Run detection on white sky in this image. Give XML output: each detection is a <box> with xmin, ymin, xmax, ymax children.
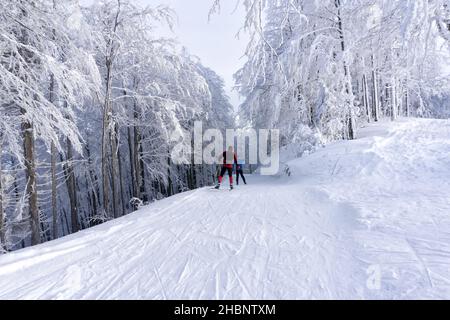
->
<box><xmin>141</xmin><ymin>0</ymin><xmax>249</xmax><ymax>110</ymax></box>
<box><xmin>79</xmin><ymin>0</ymin><xmax>248</xmax><ymax>109</ymax></box>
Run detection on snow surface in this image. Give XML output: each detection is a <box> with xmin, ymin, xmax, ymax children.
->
<box><xmin>0</xmin><ymin>118</ymin><xmax>449</xmax><ymax>299</ymax></box>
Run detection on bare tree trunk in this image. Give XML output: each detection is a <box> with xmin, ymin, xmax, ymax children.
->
<box><xmin>66</xmin><ymin>137</ymin><xmax>79</xmax><ymax>233</ymax></box>
<box><xmin>51</xmin><ymin>142</ymin><xmax>58</xmax><ymax>239</ymax></box>
<box><xmin>167</xmin><ymin>149</ymin><xmax>173</xmax><ymax>197</ymax></box>
<box><xmin>50</xmin><ymin>0</ymin><xmax>59</xmax><ymax>240</ymax></box>
<box><xmin>101</xmin><ymin>60</ymin><xmax>113</xmax><ymax>217</ymax></box>
<box><xmin>371</xmin><ymin>55</ymin><xmax>380</xmax><ymax>122</ymax></box>
<box><xmin>127</xmin><ymin>126</ymin><xmax>136</xmax><ymax>199</ymax></box>
<box><xmin>101</xmin><ymin>1</ymin><xmax>122</xmax><ymax>218</ymax></box>
<box><xmin>0</xmin><ymin>137</ymin><xmax>5</xmax><ymax>251</ymax></box>
<box><xmin>138</xmin><ymin>136</ymin><xmax>147</xmax><ymax>203</ymax></box>
<box><xmin>118</xmin><ymin>149</ymin><xmax>126</xmax><ymax>215</ymax></box>
<box><xmin>405</xmin><ymin>85</ymin><xmax>410</xmax><ymax>117</ymax></box>
<box><xmin>61</xmin><ymin>207</ymin><xmax>70</xmax><ymax>236</ymax></box>
<box><xmin>125</xmin><ymin>88</ymin><xmax>137</xmax><ymax>207</ymax></box>
<box><xmin>335</xmin><ymin>0</ymin><xmax>355</xmax><ymax>140</ymax></box>
<box><xmin>85</xmin><ymin>144</ymin><xmax>100</xmax><ymax>224</ymax></box>
<box><xmin>115</xmin><ymin>124</ymin><xmax>125</xmax><ymax>216</ymax></box>
<box><xmin>48</xmin><ymin>72</ymin><xmax>59</xmax><ymax>239</ymax></box>
<box><xmin>75</xmin><ymin>179</ymin><xmax>84</xmax><ymax>229</ymax></box>
<box><xmin>22</xmin><ymin>116</ymin><xmax>40</xmax><ymax>245</ymax></box>
<box><xmin>133</xmin><ymin>104</ymin><xmax>142</xmax><ymax>200</ymax></box>
<box><xmin>15</xmin><ymin>6</ymin><xmax>40</xmax><ymax>245</ymax></box>
<box><xmin>363</xmin><ymin>74</ymin><xmax>371</xmax><ymax>123</ymax></box>
<box><xmin>391</xmin><ymin>78</ymin><xmax>397</xmax><ymax>121</ymax></box>
<box><xmin>189</xmin><ymin>137</ymin><xmax>197</xmax><ymax>189</ymax></box>
<box><xmin>110</xmin><ymin>122</ymin><xmax>120</xmax><ymax>218</ymax></box>
<box><xmin>398</xmin><ymin>79</ymin><xmax>402</xmax><ymax>118</ymax></box>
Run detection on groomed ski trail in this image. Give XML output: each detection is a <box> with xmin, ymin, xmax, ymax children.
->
<box><xmin>0</xmin><ymin>118</ymin><xmax>449</xmax><ymax>299</ymax></box>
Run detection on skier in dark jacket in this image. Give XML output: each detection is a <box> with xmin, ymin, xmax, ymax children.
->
<box><xmin>236</xmin><ymin>161</ymin><xmax>247</xmax><ymax>185</ymax></box>
<box><xmin>215</xmin><ymin>146</ymin><xmax>238</xmax><ymax>190</ymax></box>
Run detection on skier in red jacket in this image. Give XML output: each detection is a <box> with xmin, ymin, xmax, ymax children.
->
<box><xmin>215</xmin><ymin>146</ymin><xmax>238</xmax><ymax>190</ymax></box>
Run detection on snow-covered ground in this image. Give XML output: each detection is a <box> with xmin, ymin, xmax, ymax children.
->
<box><xmin>0</xmin><ymin>118</ymin><xmax>449</xmax><ymax>299</ymax></box>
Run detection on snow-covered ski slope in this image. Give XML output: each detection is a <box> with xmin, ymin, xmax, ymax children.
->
<box><xmin>1</xmin><ymin>118</ymin><xmax>450</xmax><ymax>300</ymax></box>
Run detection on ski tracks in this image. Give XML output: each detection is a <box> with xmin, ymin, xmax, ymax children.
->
<box><xmin>2</xmin><ymin>118</ymin><xmax>449</xmax><ymax>299</ymax></box>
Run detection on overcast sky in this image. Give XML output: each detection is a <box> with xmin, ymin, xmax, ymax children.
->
<box><xmin>141</xmin><ymin>0</ymin><xmax>249</xmax><ymax>110</ymax></box>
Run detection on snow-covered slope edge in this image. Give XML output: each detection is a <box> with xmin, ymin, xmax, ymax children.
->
<box><xmin>285</xmin><ymin>117</ymin><xmax>450</xmax><ymax>299</ymax></box>
<box><xmin>0</xmin><ymin>118</ymin><xmax>449</xmax><ymax>299</ymax></box>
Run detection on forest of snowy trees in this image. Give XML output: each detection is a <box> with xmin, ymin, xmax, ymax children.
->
<box><xmin>0</xmin><ymin>0</ymin><xmax>234</xmax><ymax>251</ymax></box>
<box><xmin>223</xmin><ymin>0</ymin><xmax>450</xmax><ymax>146</ymax></box>
<box><xmin>1</xmin><ymin>0</ymin><xmax>450</xmax><ymax>252</ymax></box>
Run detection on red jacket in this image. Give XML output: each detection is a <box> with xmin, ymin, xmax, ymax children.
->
<box><xmin>222</xmin><ymin>151</ymin><xmax>237</xmax><ymax>169</ymax></box>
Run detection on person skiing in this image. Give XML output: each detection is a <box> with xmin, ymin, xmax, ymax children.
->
<box><xmin>236</xmin><ymin>160</ymin><xmax>247</xmax><ymax>185</ymax></box>
<box><xmin>215</xmin><ymin>146</ymin><xmax>238</xmax><ymax>190</ymax></box>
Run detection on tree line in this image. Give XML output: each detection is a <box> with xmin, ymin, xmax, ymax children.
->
<box><xmin>221</xmin><ymin>0</ymin><xmax>450</xmax><ymax>149</ymax></box>
<box><xmin>0</xmin><ymin>0</ymin><xmax>234</xmax><ymax>252</ymax></box>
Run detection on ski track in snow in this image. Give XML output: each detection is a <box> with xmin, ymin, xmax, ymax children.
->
<box><xmin>0</xmin><ymin>118</ymin><xmax>449</xmax><ymax>299</ymax></box>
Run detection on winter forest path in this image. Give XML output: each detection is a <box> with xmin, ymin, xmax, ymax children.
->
<box><xmin>0</xmin><ymin>118</ymin><xmax>449</xmax><ymax>299</ymax></box>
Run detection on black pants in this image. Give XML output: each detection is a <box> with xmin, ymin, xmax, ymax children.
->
<box><xmin>219</xmin><ymin>166</ymin><xmax>233</xmax><ymax>184</ymax></box>
<box><xmin>236</xmin><ymin>170</ymin><xmax>246</xmax><ymax>185</ymax></box>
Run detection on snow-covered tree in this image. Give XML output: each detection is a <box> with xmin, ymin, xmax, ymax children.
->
<box><xmin>0</xmin><ymin>0</ymin><xmax>99</xmax><ymax>246</ymax></box>
<box><xmin>0</xmin><ymin>0</ymin><xmax>235</xmax><ymax>252</ymax></box>
<box><xmin>214</xmin><ymin>0</ymin><xmax>450</xmax><ymax>148</ymax></box>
